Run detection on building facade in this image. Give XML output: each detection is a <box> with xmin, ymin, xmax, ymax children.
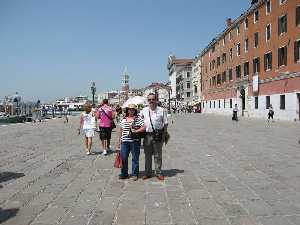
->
<box><xmin>201</xmin><ymin>0</ymin><xmax>300</xmax><ymax>121</ymax></box>
<box><xmin>167</xmin><ymin>55</ymin><xmax>194</xmax><ymax>106</ymax></box>
<box><xmin>192</xmin><ymin>56</ymin><xmax>202</xmax><ymax>105</ymax></box>
<box><xmin>143</xmin><ymin>82</ymin><xmax>170</xmax><ymax>107</ymax></box>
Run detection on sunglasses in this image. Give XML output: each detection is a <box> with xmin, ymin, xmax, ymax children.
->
<box><xmin>147</xmin><ymin>98</ymin><xmax>156</xmax><ymax>102</ymax></box>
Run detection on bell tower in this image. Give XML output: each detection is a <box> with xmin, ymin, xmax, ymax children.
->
<box><xmin>122</xmin><ymin>66</ymin><xmax>129</xmax><ymax>92</ymax></box>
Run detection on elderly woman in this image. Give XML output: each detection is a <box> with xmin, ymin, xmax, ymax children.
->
<box><xmin>116</xmin><ymin>104</ymin><xmax>145</xmax><ymax>180</ymax></box>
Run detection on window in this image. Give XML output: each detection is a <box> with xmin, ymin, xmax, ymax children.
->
<box><xmin>217</xmin><ymin>57</ymin><xmax>221</xmax><ymax>66</ymax></box>
<box><xmin>254</xmin><ymin>10</ymin><xmax>259</xmax><ymax>23</ymax></box>
<box><xmin>223</xmin><ymin>37</ymin><xmax>226</xmax><ymax>46</ymax></box>
<box><xmin>244</xmin><ymin>62</ymin><xmax>249</xmax><ymax>76</ymax></box>
<box><xmin>212</xmin><ymin>46</ymin><xmax>215</xmax><ymax>52</ymax></box>
<box><xmin>278</xmin><ymin>46</ymin><xmax>287</xmax><ymax>66</ymax></box>
<box><xmin>280</xmin><ymin>95</ymin><xmax>285</xmax><ymax>110</ymax></box>
<box><xmin>224</xmin><ymin>99</ymin><xmax>226</xmax><ymax>108</ymax></box>
<box><xmin>212</xmin><ymin>76</ymin><xmax>216</xmax><ymax>86</ymax></box>
<box><xmin>244</xmin><ymin>18</ymin><xmax>249</xmax><ymax>30</ymax></box>
<box><xmin>244</xmin><ymin>18</ymin><xmax>248</xmax><ymax>29</ymax></box>
<box><xmin>187</xmin><ymin>92</ymin><xmax>191</xmax><ymax>98</ymax></box>
<box><xmin>187</xmin><ymin>82</ymin><xmax>191</xmax><ymax>89</ymax></box>
<box><xmin>266</xmin><ymin>24</ymin><xmax>271</xmax><ymax>41</ymax></box>
<box><xmin>279</xmin><ymin>0</ymin><xmax>287</xmax><ymax>5</ymax></box>
<box><xmin>266</xmin><ymin>0</ymin><xmax>271</xmax><ymax>15</ymax></box>
<box><xmin>295</xmin><ymin>40</ymin><xmax>300</xmax><ymax>63</ymax></box>
<box><xmin>230</xmin><ymin>48</ymin><xmax>233</xmax><ymax>60</ymax></box>
<box><xmin>210</xmin><ymin>101</ymin><xmax>211</xmax><ymax>108</ymax></box>
<box><xmin>237</xmin><ymin>43</ymin><xmax>241</xmax><ymax>56</ymax></box>
<box><xmin>228</xmin><ymin>69</ymin><xmax>233</xmax><ymax>80</ymax></box>
<box><xmin>229</xmin><ymin>32</ymin><xmax>232</xmax><ymax>41</ymax></box>
<box><xmin>245</xmin><ymin>39</ymin><xmax>249</xmax><ymax>52</ymax></box>
<box><xmin>187</xmin><ymin>72</ymin><xmax>190</xmax><ymax>78</ymax></box>
<box><xmin>218</xmin><ymin>100</ymin><xmax>221</xmax><ymax>108</ymax></box>
<box><xmin>255</xmin><ymin>96</ymin><xmax>258</xmax><ymax>109</ymax></box>
<box><xmin>254</xmin><ymin>32</ymin><xmax>259</xmax><ymax>48</ymax></box>
<box><xmin>297</xmin><ymin>6</ymin><xmax>300</xmax><ymax>26</ymax></box>
<box><xmin>236</xmin><ymin>65</ymin><xmax>241</xmax><ymax>78</ymax></box>
<box><xmin>264</xmin><ymin>52</ymin><xmax>272</xmax><ymax>71</ymax></box>
<box><xmin>214</xmin><ymin>101</ymin><xmax>215</xmax><ymax>108</ymax></box>
<box><xmin>236</xmin><ymin>25</ymin><xmax>240</xmax><ymax>35</ymax></box>
<box><xmin>230</xmin><ymin>99</ymin><xmax>232</xmax><ymax>108</ymax></box>
<box><xmin>266</xmin><ymin>96</ymin><xmax>270</xmax><ymax>109</ymax></box>
<box><xmin>253</xmin><ymin>57</ymin><xmax>260</xmax><ymax>74</ymax></box>
<box><xmin>217</xmin><ymin>74</ymin><xmax>221</xmax><ymax>84</ymax></box>
<box><xmin>278</xmin><ymin>14</ymin><xmax>287</xmax><ymax>35</ymax></box>
<box><xmin>222</xmin><ymin>53</ymin><xmax>226</xmax><ymax>64</ymax></box>
<box><xmin>222</xmin><ymin>71</ymin><xmax>226</xmax><ymax>83</ymax></box>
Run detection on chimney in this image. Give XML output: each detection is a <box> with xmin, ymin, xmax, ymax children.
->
<box><xmin>226</xmin><ymin>18</ymin><xmax>232</xmax><ymax>27</ymax></box>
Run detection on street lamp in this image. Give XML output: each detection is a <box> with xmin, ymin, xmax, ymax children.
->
<box><xmin>91</xmin><ymin>82</ymin><xmax>96</xmax><ymax>105</ymax></box>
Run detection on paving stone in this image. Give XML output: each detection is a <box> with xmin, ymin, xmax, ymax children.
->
<box><xmin>1</xmin><ymin>115</ymin><xmax>300</xmax><ymax>225</ymax></box>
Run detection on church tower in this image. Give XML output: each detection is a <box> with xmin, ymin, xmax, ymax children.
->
<box><xmin>122</xmin><ymin>66</ymin><xmax>129</xmax><ymax>92</ymax></box>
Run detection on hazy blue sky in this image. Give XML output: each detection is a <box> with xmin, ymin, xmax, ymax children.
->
<box><xmin>0</xmin><ymin>0</ymin><xmax>249</xmax><ymax>102</ymax></box>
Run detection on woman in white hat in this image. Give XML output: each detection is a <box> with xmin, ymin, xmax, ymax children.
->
<box><xmin>116</xmin><ymin>104</ymin><xmax>145</xmax><ymax>180</ymax></box>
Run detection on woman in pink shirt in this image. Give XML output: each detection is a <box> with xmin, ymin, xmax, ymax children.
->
<box><xmin>97</xmin><ymin>99</ymin><xmax>115</xmax><ymax>155</ymax></box>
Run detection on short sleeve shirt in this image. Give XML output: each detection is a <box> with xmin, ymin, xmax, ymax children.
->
<box><xmin>120</xmin><ymin>116</ymin><xmax>144</xmax><ymax>142</ymax></box>
<box><xmin>97</xmin><ymin>105</ymin><xmax>113</xmax><ymax>128</ymax></box>
<box><xmin>140</xmin><ymin>106</ymin><xmax>168</xmax><ymax>132</ymax></box>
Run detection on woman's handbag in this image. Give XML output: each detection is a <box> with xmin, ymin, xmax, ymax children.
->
<box><xmin>114</xmin><ymin>151</ymin><xmax>122</xmax><ymax>168</ymax></box>
<box><xmin>128</xmin><ymin>117</ymin><xmax>145</xmax><ymax>139</ymax></box>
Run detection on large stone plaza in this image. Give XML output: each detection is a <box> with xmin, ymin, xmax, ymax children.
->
<box><xmin>1</xmin><ymin>114</ymin><xmax>300</xmax><ymax>225</ymax></box>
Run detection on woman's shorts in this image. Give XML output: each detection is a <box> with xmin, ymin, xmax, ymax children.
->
<box><xmin>83</xmin><ymin>129</ymin><xmax>94</xmax><ymax>138</ymax></box>
<box><xmin>99</xmin><ymin>127</ymin><xmax>112</xmax><ymax>140</ymax></box>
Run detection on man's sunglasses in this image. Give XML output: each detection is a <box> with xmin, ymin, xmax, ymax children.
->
<box><xmin>147</xmin><ymin>98</ymin><xmax>156</xmax><ymax>102</ymax></box>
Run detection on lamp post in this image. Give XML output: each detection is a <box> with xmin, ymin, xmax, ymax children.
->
<box><xmin>91</xmin><ymin>82</ymin><xmax>96</xmax><ymax>106</ymax></box>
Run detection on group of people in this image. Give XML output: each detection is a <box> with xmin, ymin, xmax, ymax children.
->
<box><xmin>78</xmin><ymin>93</ymin><xmax>168</xmax><ymax>181</ymax></box>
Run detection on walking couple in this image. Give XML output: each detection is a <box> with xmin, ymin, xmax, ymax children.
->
<box><xmin>116</xmin><ymin>93</ymin><xmax>168</xmax><ymax>181</ymax></box>
<box><xmin>78</xmin><ymin>99</ymin><xmax>115</xmax><ymax>155</ymax></box>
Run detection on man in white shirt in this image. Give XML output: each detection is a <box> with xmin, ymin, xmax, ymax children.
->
<box><xmin>140</xmin><ymin>93</ymin><xmax>168</xmax><ymax>180</ymax></box>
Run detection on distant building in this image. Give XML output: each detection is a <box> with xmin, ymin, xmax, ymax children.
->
<box><xmin>167</xmin><ymin>55</ymin><xmax>194</xmax><ymax>106</ymax></box>
<box><xmin>143</xmin><ymin>82</ymin><xmax>170</xmax><ymax>107</ymax></box>
<box><xmin>191</xmin><ymin>56</ymin><xmax>202</xmax><ymax>106</ymax></box>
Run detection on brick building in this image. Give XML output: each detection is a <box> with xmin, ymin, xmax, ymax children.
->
<box><xmin>200</xmin><ymin>0</ymin><xmax>300</xmax><ymax>121</ymax></box>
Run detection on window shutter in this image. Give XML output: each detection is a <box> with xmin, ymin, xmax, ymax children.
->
<box><xmin>278</xmin><ymin>17</ymin><xmax>281</xmax><ymax>35</ymax></box>
<box><xmin>270</xmin><ymin>52</ymin><xmax>272</xmax><ymax>70</ymax></box>
<box><xmin>264</xmin><ymin>54</ymin><xmax>267</xmax><ymax>71</ymax></box>
<box><xmin>278</xmin><ymin>48</ymin><xmax>280</xmax><ymax>67</ymax></box>
<box><xmin>294</xmin><ymin>42</ymin><xmax>297</xmax><ymax>63</ymax></box>
<box><xmin>284</xmin><ymin>47</ymin><xmax>287</xmax><ymax>66</ymax></box>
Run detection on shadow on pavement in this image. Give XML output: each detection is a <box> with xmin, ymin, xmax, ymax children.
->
<box><xmin>162</xmin><ymin>169</ymin><xmax>184</xmax><ymax>177</ymax></box>
<box><xmin>0</xmin><ymin>172</ymin><xmax>25</xmax><ymax>184</ymax></box>
<box><xmin>139</xmin><ymin>169</ymin><xmax>184</xmax><ymax>177</ymax></box>
<box><xmin>0</xmin><ymin>208</ymin><xmax>19</xmax><ymax>223</ymax></box>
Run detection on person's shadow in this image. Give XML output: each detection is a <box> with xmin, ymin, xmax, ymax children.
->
<box><xmin>0</xmin><ymin>172</ymin><xmax>25</xmax><ymax>184</ymax></box>
<box><xmin>0</xmin><ymin>208</ymin><xmax>19</xmax><ymax>223</ymax></box>
<box><xmin>139</xmin><ymin>169</ymin><xmax>184</xmax><ymax>177</ymax></box>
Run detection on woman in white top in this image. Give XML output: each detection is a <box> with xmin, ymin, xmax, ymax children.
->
<box><xmin>78</xmin><ymin>103</ymin><xmax>96</xmax><ymax>155</ymax></box>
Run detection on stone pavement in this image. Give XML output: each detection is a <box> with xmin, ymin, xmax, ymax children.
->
<box><xmin>1</xmin><ymin>114</ymin><xmax>300</xmax><ymax>225</ymax></box>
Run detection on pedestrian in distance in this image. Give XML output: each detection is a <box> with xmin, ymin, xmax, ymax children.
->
<box><xmin>232</xmin><ymin>104</ymin><xmax>239</xmax><ymax>121</ymax></box>
<box><xmin>140</xmin><ymin>93</ymin><xmax>168</xmax><ymax>181</ymax></box>
<box><xmin>63</xmin><ymin>106</ymin><xmax>69</xmax><ymax>123</ymax></box>
<box><xmin>116</xmin><ymin>104</ymin><xmax>145</xmax><ymax>180</ymax></box>
<box><xmin>96</xmin><ymin>99</ymin><xmax>115</xmax><ymax>156</ymax></box>
<box><xmin>268</xmin><ymin>104</ymin><xmax>274</xmax><ymax>122</ymax></box>
<box><xmin>78</xmin><ymin>103</ymin><xmax>96</xmax><ymax>155</ymax></box>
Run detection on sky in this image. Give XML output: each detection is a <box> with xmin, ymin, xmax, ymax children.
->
<box><xmin>0</xmin><ymin>0</ymin><xmax>249</xmax><ymax>102</ymax></box>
